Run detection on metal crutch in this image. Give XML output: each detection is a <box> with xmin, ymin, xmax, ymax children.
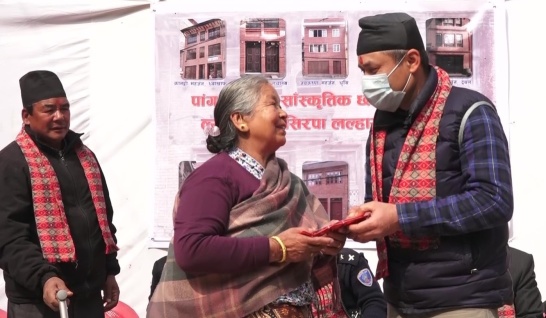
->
<box><xmin>56</xmin><ymin>290</ymin><xmax>69</xmax><ymax>318</ymax></box>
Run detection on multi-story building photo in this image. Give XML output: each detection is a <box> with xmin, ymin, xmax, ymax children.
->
<box><xmin>302</xmin><ymin>161</ymin><xmax>349</xmax><ymax>220</ymax></box>
<box><xmin>426</xmin><ymin>18</ymin><xmax>473</xmax><ymax>77</ymax></box>
<box><xmin>180</xmin><ymin>18</ymin><xmax>226</xmax><ymax>80</ymax></box>
<box><xmin>301</xmin><ymin>18</ymin><xmax>348</xmax><ymax>78</ymax></box>
<box><xmin>239</xmin><ymin>18</ymin><xmax>287</xmax><ymax>79</ymax></box>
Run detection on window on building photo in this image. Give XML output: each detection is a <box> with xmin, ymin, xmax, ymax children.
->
<box><xmin>184</xmin><ymin>65</ymin><xmax>196</xmax><ymax>79</ymax></box>
<box><xmin>309</xmin><ymin>29</ymin><xmax>327</xmax><ymax>37</ymax></box>
<box><xmin>442</xmin><ymin>18</ymin><xmax>454</xmax><ymax>26</ymax></box>
<box><xmin>245</xmin><ymin>20</ymin><xmax>262</xmax><ymax>29</ymax></box>
<box><xmin>187</xmin><ymin>34</ymin><xmax>197</xmax><ymax>45</ymax></box>
<box><xmin>265</xmin><ymin>41</ymin><xmax>279</xmax><ymax>72</ymax></box>
<box><xmin>443</xmin><ymin>34</ymin><xmax>455</xmax><ymax>47</ymax></box>
<box><xmin>186</xmin><ymin>49</ymin><xmax>196</xmax><ymax>60</ymax></box>
<box><xmin>309</xmin><ymin>44</ymin><xmax>327</xmax><ymax>53</ymax></box>
<box><xmin>263</xmin><ymin>19</ymin><xmax>280</xmax><ymax>28</ymax></box>
<box><xmin>333</xmin><ymin>60</ymin><xmax>342</xmax><ymax>74</ymax></box>
<box><xmin>208</xmin><ymin>43</ymin><xmax>221</xmax><ymax>57</ymax></box>
<box><xmin>455</xmin><ymin>34</ymin><xmax>463</xmax><ymax>47</ymax></box>
<box><xmin>305</xmin><ymin>173</ymin><xmax>322</xmax><ymax>186</ymax></box>
<box><xmin>208</xmin><ymin>26</ymin><xmax>221</xmax><ymax>40</ymax></box>
<box><xmin>326</xmin><ymin>171</ymin><xmax>342</xmax><ymax>184</ymax></box>
<box><xmin>436</xmin><ymin>33</ymin><xmax>443</xmax><ymax>47</ymax></box>
<box><xmin>308</xmin><ymin>61</ymin><xmax>329</xmax><ymax>74</ymax></box>
<box><xmin>208</xmin><ymin>62</ymin><xmax>222</xmax><ymax>79</ymax></box>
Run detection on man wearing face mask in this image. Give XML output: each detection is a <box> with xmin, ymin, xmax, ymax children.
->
<box><xmin>346</xmin><ymin>12</ymin><xmax>513</xmax><ymax>317</ymax></box>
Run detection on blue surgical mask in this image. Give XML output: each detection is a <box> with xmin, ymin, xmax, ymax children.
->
<box><xmin>361</xmin><ymin>56</ymin><xmax>412</xmax><ymax>112</ymax></box>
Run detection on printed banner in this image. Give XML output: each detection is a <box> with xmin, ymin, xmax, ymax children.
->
<box><xmin>152</xmin><ymin>2</ymin><xmax>503</xmax><ymax>247</ymax></box>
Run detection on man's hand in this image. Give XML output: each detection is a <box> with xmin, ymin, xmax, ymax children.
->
<box><xmin>103</xmin><ymin>275</ymin><xmax>119</xmax><ymax>311</ymax></box>
<box><xmin>347</xmin><ymin>201</ymin><xmax>400</xmax><ymax>243</ymax></box>
<box><xmin>43</xmin><ymin>277</ymin><xmax>73</xmax><ymax>311</ymax></box>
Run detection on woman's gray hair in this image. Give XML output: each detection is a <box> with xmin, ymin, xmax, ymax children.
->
<box><xmin>206</xmin><ymin>75</ymin><xmax>270</xmax><ymax>154</ymax></box>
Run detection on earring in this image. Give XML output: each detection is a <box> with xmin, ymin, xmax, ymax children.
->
<box><xmin>241</xmin><ymin>125</ymin><xmax>246</xmax><ymax>130</ymax></box>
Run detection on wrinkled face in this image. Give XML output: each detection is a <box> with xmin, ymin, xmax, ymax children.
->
<box><xmin>22</xmin><ymin>97</ymin><xmax>70</xmax><ymax>149</ymax></box>
<box><xmin>358</xmin><ymin>51</ymin><xmax>412</xmax><ymax>92</ymax></box>
<box><xmin>244</xmin><ymin>84</ymin><xmax>287</xmax><ymax>154</ymax></box>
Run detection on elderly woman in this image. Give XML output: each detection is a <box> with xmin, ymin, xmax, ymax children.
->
<box><xmin>148</xmin><ymin>75</ymin><xmax>346</xmax><ymax>318</ymax></box>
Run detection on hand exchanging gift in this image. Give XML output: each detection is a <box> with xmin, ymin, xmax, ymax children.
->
<box><xmin>300</xmin><ymin>213</ymin><xmax>371</xmax><ymax>237</ymax></box>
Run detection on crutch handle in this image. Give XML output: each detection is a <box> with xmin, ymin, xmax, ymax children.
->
<box><xmin>56</xmin><ymin>290</ymin><xmax>69</xmax><ymax>318</ymax></box>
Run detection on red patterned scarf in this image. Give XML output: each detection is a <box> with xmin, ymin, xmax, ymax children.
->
<box><xmin>497</xmin><ymin>305</ymin><xmax>515</xmax><ymax>318</ymax></box>
<box><xmin>148</xmin><ymin>156</ymin><xmax>342</xmax><ymax>318</ymax></box>
<box><xmin>370</xmin><ymin>67</ymin><xmax>452</xmax><ymax>279</ymax></box>
<box><xmin>16</xmin><ymin>128</ymin><xmax>118</xmax><ymax>263</ymax></box>
<box><xmin>312</xmin><ymin>283</ymin><xmax>349</xmax><ymax>317</ymax></box>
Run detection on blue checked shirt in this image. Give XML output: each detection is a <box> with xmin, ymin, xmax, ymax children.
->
<box><xmin>365</xmin><ymin>104</ymin><xmax>513</xmax><ymax>236</ymax></box>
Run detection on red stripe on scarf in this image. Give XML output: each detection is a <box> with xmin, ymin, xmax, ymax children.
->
<box><xmin>16</xmin><ymin>128</ymin><xmax>118</xmax><ymax>263</ymax></box>
<box><xmin>370</xmin><ymin>67</ymin><xmax>452</xmax><ymax>279</ymax></box>
<box><xmin>497</xmin><ymin>304</ymin><xmax>515</xmax><ymax>318</ymax></box>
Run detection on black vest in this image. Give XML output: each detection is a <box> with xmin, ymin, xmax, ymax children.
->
<box><xmin>373</xmin><ymin>70</ymin><xmax>512</xmax><ymax>314</ymax></box>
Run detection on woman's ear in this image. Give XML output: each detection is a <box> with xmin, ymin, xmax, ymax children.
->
<box><xmin>230</xmin><ymin>113</ymin><xmax>248</xmax><ymax>132</ymax></box>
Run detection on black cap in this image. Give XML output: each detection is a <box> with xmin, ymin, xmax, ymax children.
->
<box><xmin>356</xmin><ymin>12</ymin><xmax>425</xmax><ymax>56</ymax></box>
<box><xmin>19</xmin><ymin>70</ymin><xmax>67</xmax><ymax>106</ymax></box>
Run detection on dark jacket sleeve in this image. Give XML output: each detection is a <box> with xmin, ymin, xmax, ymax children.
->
<box><xmin>0</xmin><ymin>147</ymin><xmax>60</xmax><ymax>292</ymax></box>
<box><xmin>510</xmin><ymin>248</ymin><xmax>543</xmax><ymax>318</ymax></box>
<box><xmin>149</xmin><ymin>256</ymin><xmax>167</xmax><ymax>300</ymax></box>
<box><xmin>351</xmin><ymin>254</ymin><xmax>387</xmax><ymax>318</ymax></box>
<box><xmin>338</xmin><ymin>249</ymin><xmax>386</xmax><ymax>318</ymax></box>
<box><xmin>96</xmin><ymin>159</ymin><xmax>120</xmax><ymax>276</ymax></box>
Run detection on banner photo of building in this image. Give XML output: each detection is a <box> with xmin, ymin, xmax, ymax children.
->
<box><xmin>152</xmin><ymin>2</ymin><xmax>505</xmax><ymax>247</ymax></box>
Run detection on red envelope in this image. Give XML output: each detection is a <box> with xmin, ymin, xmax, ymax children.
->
<box><xmin>300</xmin><ymin>213</ymin><xmax>370</xmax><ymax>237</ymax></box>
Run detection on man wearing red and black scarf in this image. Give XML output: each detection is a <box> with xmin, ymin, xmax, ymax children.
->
<box><xmin>346</xmin><ymin>13</ymin><xmax>513</xmax><ymax>318</ymax></box>
<box><xmin>0</xmin><ymin>70</ymin><xmax>120</xmax><ymax>318</ymax></box>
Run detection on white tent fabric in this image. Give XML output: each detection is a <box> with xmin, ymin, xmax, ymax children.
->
<box><xmin>0</xmin><ymin>1</ymin><xmax>160</xmax><ymax>316</ymax></box>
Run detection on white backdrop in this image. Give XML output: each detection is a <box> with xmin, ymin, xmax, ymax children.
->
<box><xmin>0</xmin><ymin>0</ymin><xmax>543</xmax><ymax>317</ymax></box>
<box><xmin>151</xmin><ymin>0</ymin><xmax>508</xmax><ymax>251</ymax></box>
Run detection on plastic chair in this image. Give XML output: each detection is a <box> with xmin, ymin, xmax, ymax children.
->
<box><xmin>105</xmin><ymin>301</ymin><xmax>139</xmax><ymax>318</ymax></box>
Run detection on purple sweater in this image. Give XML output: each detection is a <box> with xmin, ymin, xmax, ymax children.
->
<box><xmin>173</xmin><ymin>152</ymin><xmax>270</xmax><ymax>273</ymax></box>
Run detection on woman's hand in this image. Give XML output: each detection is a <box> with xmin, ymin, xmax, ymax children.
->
<box><xmin>321</xmin><ymin>228</ymin><xmax>347</xmax><ymax>256</ymax></box>
<box><xmin>269</xmin><ymin>227</ymin><xmax>335</xmax><ymax>263</ymax></box>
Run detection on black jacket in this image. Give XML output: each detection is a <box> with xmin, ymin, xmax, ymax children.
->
<box><xmin>338</xmin><ymin>248</ymin><xmax>386</xmax><ymax>318</ymax></box>
<box><xmin>0</xmin><ymin>128</ymin><xmax>120</xmax><ymax>303</ymax></box>
<box><xmin>149</xmin><ymin>255</ymin><xmax>167</xmax><ymax>300</ymax></box>
<box><xmin>508</xmin><ymin>247</ymin><xmax>543</xmax><ymax>318</ymax></box>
